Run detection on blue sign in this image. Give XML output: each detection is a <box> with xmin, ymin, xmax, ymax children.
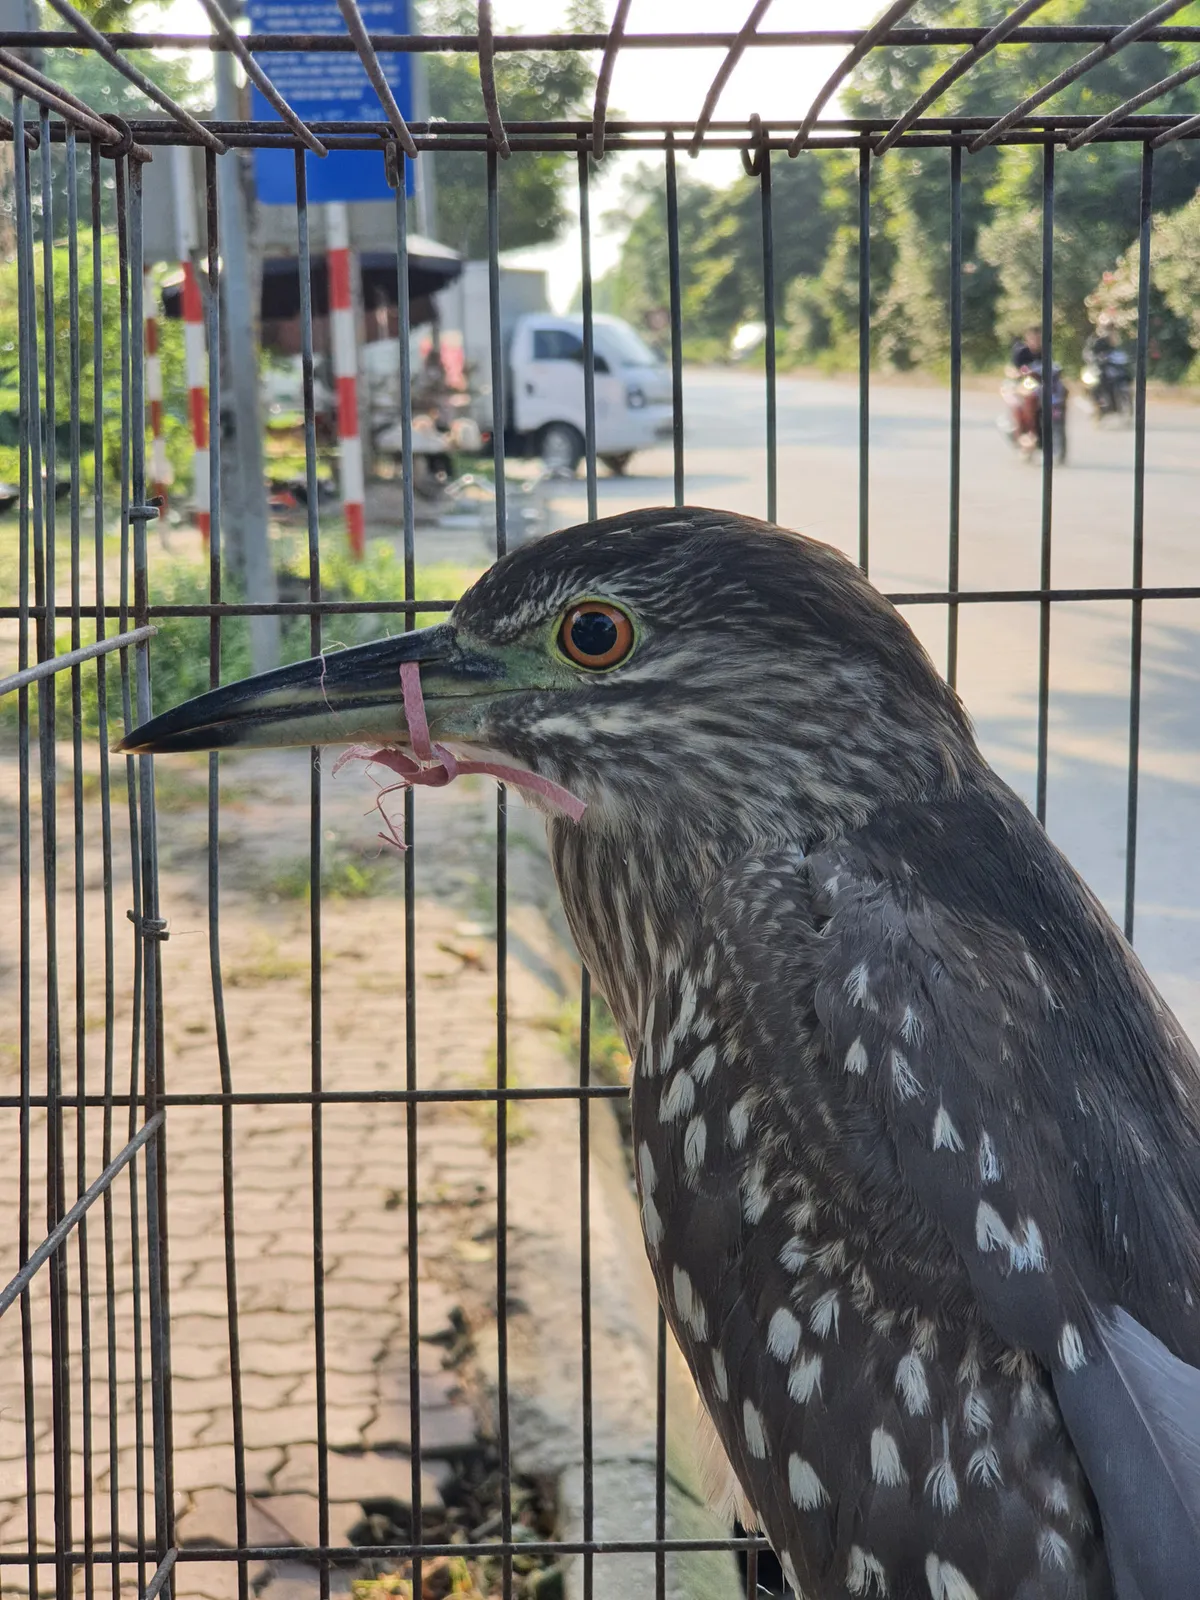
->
<box><xmin>248</xmin><ymin>0</ymin><xmax>414</xmax><ymax>204</ymax></box>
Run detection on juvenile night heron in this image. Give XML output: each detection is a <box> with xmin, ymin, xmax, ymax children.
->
<box><xmin>123</xmin><ymin>508</ymin><xmax>1200</xmax><ymax>1600</ymax></box>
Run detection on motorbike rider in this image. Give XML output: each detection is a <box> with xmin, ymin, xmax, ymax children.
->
<box><xmin>1002</xmin><ymin>324</ymin><xmax>1066</xmax><ymax>460</ymax></box>
<box><xmin>1082</xmin><ymin>314</ymin><xmax>1128</xmax><ymax>414</ymax></box>
<box><xmin>1009</xmin><ymin>325</ymin><xmax>1043</xmax><ymax>373</ymax></box>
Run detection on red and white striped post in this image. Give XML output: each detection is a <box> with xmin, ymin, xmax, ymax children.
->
<box><xmin>172</xmin><ymin>146</ymin><xmax>211</xmax><ymax>545</ymax></box>
<box><xmin>327</xmin><ymin>201</ymin><xmax>365</xmax><ymax>557</ymax></box>
<box><xmin>144</xmin><ymin>268</ymin><xmax>171</xmax><ymax>512</ymax></box>
<box><xmin>180</xmin><ymin>260</ymin><xmax>211</xmax><ymax>545</ymax></box>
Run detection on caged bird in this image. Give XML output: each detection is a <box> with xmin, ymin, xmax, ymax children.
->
<box><xmin>122</xmin><ymin>507</ymin><xmax>1200</xmax><ymax>1600</ymax></box>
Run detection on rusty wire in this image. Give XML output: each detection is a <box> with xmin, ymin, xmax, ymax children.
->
<box><xmin>1067</xmin><ymin>55</ymin><xmax>1200</xmax><ymax>148</ymax></box>
<box><xmin>688</xmin><ymin>0</ymin><xmax>775</xmax><ymax>157</ymax></box>
<box><xmin>195</xmin><ymin>0</ymin><xmax>328</xmax><ymax>157</ymax></box>
<box><xmin>787</xmin><ymin>0</ymin><xmax>922</xmax><ymax>156</ymax></box>
<box><xmin>334</xmin><ymin>0</ymin><xmax>418</xmax><ymax>156</ymax></box>
<box><xmin>969</xmin><ymin>0</ymin><xmax>1193</xmax><ymax>151</ymax></box>
<box><xmin>591</xmin><ymin>0</ymin><xmax>632</xmax><ymax>158</ymax></box>
<box><xmin>478</xmin><ymin>0</ymin><xmax>511</xmax><ymax>158</ymax></box>
<box><xmin>874</xmin><ymin>0</ymin><xmax>1053</xmax><ymax>155</ymax></box>
<box><xmin>42</xmin><ymin>0</ymin><xmax>227</xmax><ymax>152</ymax></box>
<box><xmin>0</xmin><ymin>57</ymin><xmax>133</xmax><ymax>153</ymax></box>
<box><xmin>1151</xmin><ymin>106</ymin><xmax>1200</xmax><ymax>145</ymax></box>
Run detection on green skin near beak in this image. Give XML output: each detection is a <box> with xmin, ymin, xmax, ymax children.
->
<box><xmin>115</xmin><ymin>620</ymin><xmax>577</xmax><ymax>759</ymax></box>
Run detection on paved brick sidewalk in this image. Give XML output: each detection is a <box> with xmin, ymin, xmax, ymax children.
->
<box><xmin>0</xmin><ymin>760</ymin><xmax>517</xmax><ymax>1600</ymax></box>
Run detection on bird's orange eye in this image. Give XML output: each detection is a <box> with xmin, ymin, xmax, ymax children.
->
<box><xmin>559</xmin><ymin>602</ymin><xmax>635</xmax><ymax>670</ymax></box>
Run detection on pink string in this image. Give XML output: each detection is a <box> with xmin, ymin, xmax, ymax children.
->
<box><xmin>334</xmin><ymin>659</ymin><xmax>587</xmax><ymax>850</ymax></box>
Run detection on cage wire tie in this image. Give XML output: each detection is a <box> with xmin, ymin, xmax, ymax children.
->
<box><xmin>478</xmin><ymin>0</ymin><xmax>511</xmax><ymax>158</ymax></box>
<box><xmin>741</xmin><ymin>113</ymin><xmax>768</xmax><ymax>177</ymax></box>
<box><xmin>127</xmin><ymin>910</ymin><xmax>170</xmax><ymax>943</ymax></box>
<box><xmin>382</xmin><ymin>125</ymin><xmax>401</xmax><ymax>189</ymax></box>
<box><xmin>100</xmin><ymin>113</ymin><xmax>138</xmax><ymax>160</ymax></box>
<box><xmin>591</xmin><ymin>0</ymin><xmax>631</xmax><ymax>158</ymax></box>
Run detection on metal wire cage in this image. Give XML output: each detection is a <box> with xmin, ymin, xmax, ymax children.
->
<box><xmin>5</xmin><ymin>6</ymin><xmax>1200</xmax><ymax>1600</ymax></box>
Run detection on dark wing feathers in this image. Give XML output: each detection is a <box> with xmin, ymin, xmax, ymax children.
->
<box><xmin>705</xmin><ymin>772</ymin><xmax>1200</xmax><ymax>1597</ymax></box>
<box><xmin>1056</xmin><ymin>1307</ymin><xmax>1200</xmax><ymax>1600</ymax></box>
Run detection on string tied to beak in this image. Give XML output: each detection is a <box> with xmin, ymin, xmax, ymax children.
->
<box><xmin>335</xmin><ymin>660</ymin><xmax>587</xmax><ymax>850</ymax></box>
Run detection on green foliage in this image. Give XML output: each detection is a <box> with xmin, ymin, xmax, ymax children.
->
<box><xmin>39</xmin><ymin>44</ymin><xmax>210</xmax><ymax>120</ymax></box>
<box><xmin>599</xmin><ymin>0</ymin><xmax>1200</xmax><ymax>374</ymax></box>
<box><xmin>1088</xmin><ymin>192</ymin><xmax>1200</xmax><ymax>381</ymax></box>
<box><xmin>598</xmin><ymin>155</ymin><xmax>836</xmax><ymax>351</ymax></box>
<box><xmin>422</xmin><ymin>0</ymin><xmax>602</xmax><ymax>255</ymax></box>
<box><xmin>127</xmin><ymin>541</ymin><xmax>476</xmax><ymax>733</ymax></box>
<box><xmin>1</xmin><ymin>539</ymin><xmax>477</xmax><ymax>744</ymax></box>
<box><xmin>0</xmin><ymin>236</ymin><xmax>191</xmax><ymax>498</ymax></box>
<box><xmin>844</xmin><ymin>0</ymin><xmax>1200</xmax><ymax>370</ymax></box>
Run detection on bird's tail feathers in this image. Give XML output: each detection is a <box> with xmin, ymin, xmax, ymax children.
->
<box><xmin>1055</xmin><ymin>1305</ymin><xmax>1200</xmax><ymax>1600</ymax></box>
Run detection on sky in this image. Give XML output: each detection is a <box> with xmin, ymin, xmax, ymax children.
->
<box><xmin>152</xmin><ymin>0</ymin><xmax>884</xmax><ymax>305</ymax></box>
<box><xmin>494</xmin><ymin>1</ymin><xmax>884</xmax><ymax>305</ymax></box>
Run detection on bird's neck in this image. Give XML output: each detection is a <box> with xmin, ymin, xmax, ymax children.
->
<box><xmin>547</xmin><ymin>816</ymin><xmax>757</xmax><ymax>1047</ymax></box>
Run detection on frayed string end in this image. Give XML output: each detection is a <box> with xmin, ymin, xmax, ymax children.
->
<box><xmin>333</xmin><ymin>662</ymin><xmax>588</xmax><ymax>829</ymax></box>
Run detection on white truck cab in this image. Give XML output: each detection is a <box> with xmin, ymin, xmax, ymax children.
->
<box><xmin>506</xmin><ymin>313</ymin><xmax>674</xmax><ymax>474</ymax></box>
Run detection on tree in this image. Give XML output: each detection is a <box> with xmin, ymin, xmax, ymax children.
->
<box><xmin>421</xmin><ymin>0</ymin><xmax>601</xmax><ymax>256</ymax></box>
<box><xmin>1089</xmin><ymin>191</ymin><xmax>1200</xmax><ymax>381</ymax></box>
<box><xmin>598</xmin><ymin>153</ymin><xmax>837</xmax><ymax>355</ymax></box>
<box><xmin>846</xmin><ymin>0</ymin><xmax>1200</xmax><ymax>366</ymax></box>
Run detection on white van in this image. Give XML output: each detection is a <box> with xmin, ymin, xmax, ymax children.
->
<box><xmin>504</xmin><ymin>313</ymin><xmax>674</xmax><ymax>475</ymax></box>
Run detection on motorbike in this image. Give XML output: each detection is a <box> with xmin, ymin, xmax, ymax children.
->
<box><xmin>1000</xmin><ymin>359</ymin><xmax>1068</xmax><ymax>465</ymax></box>
<box><xmin>1081</xmin><ymin>346</ymin><xmax>1132</xmax><ymax>422</ymax></box>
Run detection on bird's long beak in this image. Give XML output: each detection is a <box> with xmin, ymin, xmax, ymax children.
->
<box><xmin>117</xmin><ymin>622</ymin><xmax>467</xmax><ymax>755</ymax></box>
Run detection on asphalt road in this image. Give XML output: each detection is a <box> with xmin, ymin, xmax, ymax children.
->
<box><xmin>535</xmin><ymin>367</ymin><xmax>1200</xmax><ymax>1037</ymax></box>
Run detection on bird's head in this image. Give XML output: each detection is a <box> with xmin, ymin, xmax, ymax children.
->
<box><xmin>119</xmin><ymin>508</ymin><xmax>974</xmax><ymax>849</ymax></box>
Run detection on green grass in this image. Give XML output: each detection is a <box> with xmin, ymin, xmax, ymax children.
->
<box><xmin>0</xmin><ymin>526</ymin><xmax>479</xmax><ymax>744</ymax></box>
<box><xmin>257</xmin><ymin>848</ymin><xmax>401</xmax><ymax>904</ymax></box>
<box><xmin>549</xmin><ymin>993</ymin><xmax>631</xmax><ymax>1086</ymax></box>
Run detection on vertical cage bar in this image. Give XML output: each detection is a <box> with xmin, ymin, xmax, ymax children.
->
<box><xmin>857</xmin><ymin>142</ymin><xmax>871</xmax><ymax>576</ymax></box>
<box><xmin>115</xmin><ymin>146</ymin><xmax>150</xmax><ymax>1600</ymax></box>
<box><xmin>1124</xmin><ymin>141</ymin><xmax>1154</xmax><ymax>942</ymax></box>
<box><xmin>665</xmin><ymin>135</ymin><xmax>684</xmax><ymax>509</ymax></box>
<box><xmin>759</xmin><ymin>142</ymin><xmax>777</xmax><ymax>527</ymax></box>
<box><xmin>130</xmin><ymin>157</ymin><xmax>177</xmax><ymax>1598</ymax></box>
<box><xmin>14</xmin><ymin>89</ymin><xmax>41</xmax><ymax>1600</ymax></box>
<box><xmin>394</xmin><ymin>151</ymin><xmax>424</xmax><ymax>1600</ymax></box>
<box><xmin>574</xmin><ymin>138</ymin><xmax>597</xmax><ymax>1600</ymax></box>
<box><xmin>486</xmin><ymin>142</ymin><xmax>514</xmax><ymax>1600</ymax></box>
<box><xmin>295</xmin><ymin>147</ymin><xmax>331</xmax><ymax>1600</ymax></box>
<box><xmin>576</xmin><ymin>970</ymin><xmax>594</xmax><ymax>1600</ymax></box>
<box><xmin>36</xmin><ymin>102</ymin><xmax>74</xmax><ymax>1600</ymax></box>
<box><xmin>657</xmin><ymin>127</ymin><xmax>689</xmax><ymax>1600</ymax></box>
<box><xmin>89</xmin><ymin>131</ymin><xmax>122</xmax><ymax>1600</ymax></box>
<box><xmin>1035</xmin><ymin>142</ymin><xmax>1055</xmax><ymax>827</ymax></box>
<box><xmin>578</xmin><ymin>145</ymin><xmax>598</xmax><ymax>522</ymax></box>
<box><xmin>658</xmin><ymin>124</ymin><xmax>690</xmax><ymax>1600</ymax></box>
<box><xmin>205</xmin><ymin>140</ymin><xmax>251</xmax><ymax>1600</ymax></box>
<box><xmin>65</xmin><ymin>125</ymin><xmax>97</xmax><ymax>1600</ymax></box>
<box><xmin>947</xmin><ymin>144</ymin><xmax>963</xmax><ymax>690</ymax></box>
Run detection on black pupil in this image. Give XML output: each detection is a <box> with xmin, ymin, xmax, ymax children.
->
<box><xmin>570</xmin><ymin>610</ymin><xmax>619</xmax><ymax>660</ymax></box>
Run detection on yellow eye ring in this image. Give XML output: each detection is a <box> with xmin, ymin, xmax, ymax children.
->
<box><xmin>558</xmin><ymin>602</ymin><xmax>636</xmax><ymax>670</ymax></box>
